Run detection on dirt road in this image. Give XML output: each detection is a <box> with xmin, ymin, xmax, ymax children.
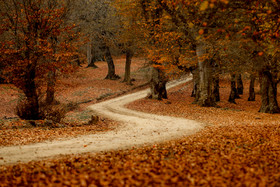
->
<box><xmin>0</xmin><ymin>77</ymin><xmax>203</xmax><ymax>165</ymax></box>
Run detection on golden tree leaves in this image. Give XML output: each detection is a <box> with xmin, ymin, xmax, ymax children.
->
<box><xmin>0</xmin><ymin>0</ymin><xmax>82</xmax><ymax>85</ymax></box>
<box><xmin>200</xmin><ymin>1</ymin><xmax>209</xmax><ymax>11</ymax></box>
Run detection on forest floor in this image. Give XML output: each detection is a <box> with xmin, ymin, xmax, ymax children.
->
<box><xmin>0</xmin><ymin>77</ymin><xmax>202</xmax><ymax>165</ymax></box>
<box><xmin>0</xmin><ymin>57</ymin><xmax>279</xmax><ymax>186</ymax></box>
<box><xmin>0</xmin><ymin>56</ymin><xmax>150</xmax><ymax>146</ymax></box>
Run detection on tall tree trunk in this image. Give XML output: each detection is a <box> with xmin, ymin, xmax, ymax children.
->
<box><xmin>87</xmin><ymin>42</ymin><xmax>92</xmax><ymax>67</ymax></box>
<box><xmin>213</xmin><ymin>74</ymin><xmax>220</xmax><ymax>102</ymax></box>
<box><xmin>259</xmin><ymin>70</ymin><xmax>280</xmax><ymax>113</ymax></box>
<box><xmin>237</xmin><ymin>73</ymin><xmax>244</xmax><ymax>95</ymax></box>
<box><xmin>149</xmin><ymin>67</ymin><xmax>167</xmax><ymax>100</ymax></box>
<box><xmin>228</xmin><ymin>73</ymin><xmax>239</xmax><ymax>103</ymax></box>
<box><xmin>87</xmin><ymin>44</ymin><xmax>101</xmax><ymax>68</ymax></box>
<box><xmin>248</xmin><ymin>74</ymin><xmax>256</xmax><ymax>101</ymax></box>
<box><xmin>195</xmin><ymin>43</ymin><xmax>216</xmax><ymax>107</ymax></box>
<box><xmin>190</xmin><ymin>66</ymin><xmax>199</xmax><ymax>98</ymax></box>
<box><xmin>20</xmin><ymin>65</ymin><xmax>40</xmax><ymax>120</ymax></box>
<box><xmin>46</xmin><ymin>70</ymin><xmax>56</xmax><ymax>105</ymax></box>
<box><xmin>104</xmin><ymin>45</ymin><xmax>120</xmax><ymax>80</ymax></box>
<box><xmin>123</xmin><ymin>49</ymin><xmax>134</xmax><ymax>85</ymax></box>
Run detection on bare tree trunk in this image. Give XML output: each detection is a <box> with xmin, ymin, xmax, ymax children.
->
<box><xmin>228</xmin><ymin>73</ymin><xmax>239</xmax><ymax>103</ymax></box>
<box><xmin>19</xmin><ymin>64</ymin><xmax>40</xmax><ymax>120</ymax></box>
<box><xmin>87</xmin><ymin>58</ymin><xmax>98</xmax><ymax>68</ymax></box>
<box><xmin>190</xmin><ymin>66</ymin><xmax>199</xmax><ymax>98</ymax></box>
<box><xmin>87</xmin><ymin>42</ymin><xmax>92</xmax><ymax>67</ymax></box>
<box><xmin>195</xmin><ymin>43</ymin><xmax>216</xmax><ymax>107</ymax></box>
<box><xmin>213</xmin><ymin>74</ymin><xmax>220</xmax><ymax>102</ymax></box>
<box><xmin>87</xmin><ymin>44</ymin><xmax>100</xmax><ymax>68</ymax></box>
<box><xmin>237</xmin><ymin>73</ymin><xmax>244</xmax><ymax>95</ymax></box>
<box><xmin>149</xmin><ymin>67</ymin><xmax>167</xmax><ymax>100</ymax></box>
<box><xmin>259</xmin><ymin>70</ymin><xmax>280</xmax><ymax>113</ymax></box>
<box><xmin>46</xmin><ymin>70</ymin><xmax>56</xmax><ymax>104</ymax></box>
<box><xmin>248</xmin><ymin>74</ymin><xmax>256</xmax><ymax>101</ymax></box>
<box><xmin>123</xmin><ymin>49</ymin><xmax>134</xmax><ymax>85</ymax></box>
<box><xmin>72</xmin><ymin>54</ymin><xmax>82</xmax><ymax>67</ymax></box>
<box><xmin>104</xmin><ymin>45</ymin><xmax>120</xmax><ymax>80</ymax></box>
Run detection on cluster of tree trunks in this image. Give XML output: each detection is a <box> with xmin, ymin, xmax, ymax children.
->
<box><xmin>148</xmin><ymin>51</ymin><xmax>280</xmax><ymax>114</ymax></box>
<box><xmin>87</xmin><ymin>41</ymin><xmax>120</xmax><ymax>80</ymax></box>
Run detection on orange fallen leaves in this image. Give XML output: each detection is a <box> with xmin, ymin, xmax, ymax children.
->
<box><xmin>0</xmin><ymin>123</ymin><xmax>279</xmax><ymax>186</ymax></box>
<box><xmin>0</xmin><ymin>57</ymin><xmax>148</xmax><ymax>146</ymax></box>
<box><xmin>0</xmin><ymin>76</ymin><xmax>280</xmax><ymax>186</ymax></box>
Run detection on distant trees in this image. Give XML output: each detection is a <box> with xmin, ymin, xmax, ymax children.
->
<box><xmin>72</xmin><ymin>0</ymin><xmax>122</xmax><ymax>80</ymax></box>
<box><xmin>0</xmin><ymin>0</ymin><xmax>80</xmax><ymax>120</ymax></box>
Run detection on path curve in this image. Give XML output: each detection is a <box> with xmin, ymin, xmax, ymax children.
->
<box><xmin>0</xmin><ymin>77</ymin><xmax>203</xmax><ymax>166</ymax></box>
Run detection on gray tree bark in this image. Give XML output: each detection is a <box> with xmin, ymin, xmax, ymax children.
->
<box><xmin>103</xmin><ymin>45</ymin><xmax>120</xmax><ymax>80</ymax></box>
<box><xmin>195</xmin><ymin>43</ymin><xmax>216</xmax><ymax>107</ymax></box>
<box><xmin>122</xmin><ymin>49</ymin><xmax>134</xmax><ymax>85</ymax></box>
<box><xmin>149</xmin><ymin>67</ymin><xmax>168</xmax><ymax>100</ymax></box>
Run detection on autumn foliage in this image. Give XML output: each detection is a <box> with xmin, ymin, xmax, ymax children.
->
<box><xmin>0</xmin><ymin>0</ymin><xmax>280</xmax><ymax>186</ymax></box>
<box><xmin>0</xmin><ymin>0</ymin><xmax>80</xmax><ymax>120</ymax></box>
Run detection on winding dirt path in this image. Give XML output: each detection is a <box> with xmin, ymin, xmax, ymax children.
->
<box><xmin>0</xmin><ymin>77</ymin><xmax>203</xmax><ymax>166</ymax></box>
